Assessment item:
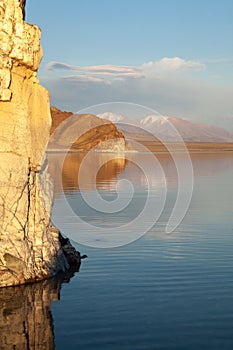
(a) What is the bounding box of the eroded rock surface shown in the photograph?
[0,0,70,286]
[49,107,126,152]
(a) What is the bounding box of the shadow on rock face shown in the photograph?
[0,270,77,349]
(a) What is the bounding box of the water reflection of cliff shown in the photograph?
[48,152,233,194]
[0,273,73,350]
[48,152,127,193]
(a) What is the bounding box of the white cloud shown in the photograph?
[142,57,205,77]
[61,75,108,83]
[46,57,204,84]
[47,61,141,74]
[46,61,144,83]
[41,57,233,130]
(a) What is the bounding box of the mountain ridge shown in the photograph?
[97,112,233,143]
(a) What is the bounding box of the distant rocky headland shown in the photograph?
[49,106,126,152]
[49,107,233,153]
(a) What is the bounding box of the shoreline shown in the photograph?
[47,142,233,154]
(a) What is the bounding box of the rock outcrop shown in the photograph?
[0,0,73,287]
[49,107,126,152]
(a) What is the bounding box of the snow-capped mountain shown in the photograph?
[98,112,124,123]
[140,115,168,126]
[98,112,233,142]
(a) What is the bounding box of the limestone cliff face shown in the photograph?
[0,0,68,287]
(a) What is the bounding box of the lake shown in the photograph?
[1,151,233,349]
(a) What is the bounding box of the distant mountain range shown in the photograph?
[98,113,233,143]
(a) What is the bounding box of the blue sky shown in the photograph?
[27,0,233,129]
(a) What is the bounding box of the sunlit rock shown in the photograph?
[49,107,126,152]
[0,0,69,286]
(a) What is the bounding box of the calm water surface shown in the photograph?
[50,152,233,350]
[1,152,233,349]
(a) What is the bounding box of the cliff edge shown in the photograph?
[0,0,70,287]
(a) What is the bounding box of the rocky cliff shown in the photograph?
[49,107,126,152]
[0,0,69,287]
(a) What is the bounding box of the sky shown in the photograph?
[27,0,233,129]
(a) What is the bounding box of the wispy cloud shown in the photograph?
[61,75,107,83]
[42,57,233,129]
[46,57,205,84]
[46,61,144,83]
